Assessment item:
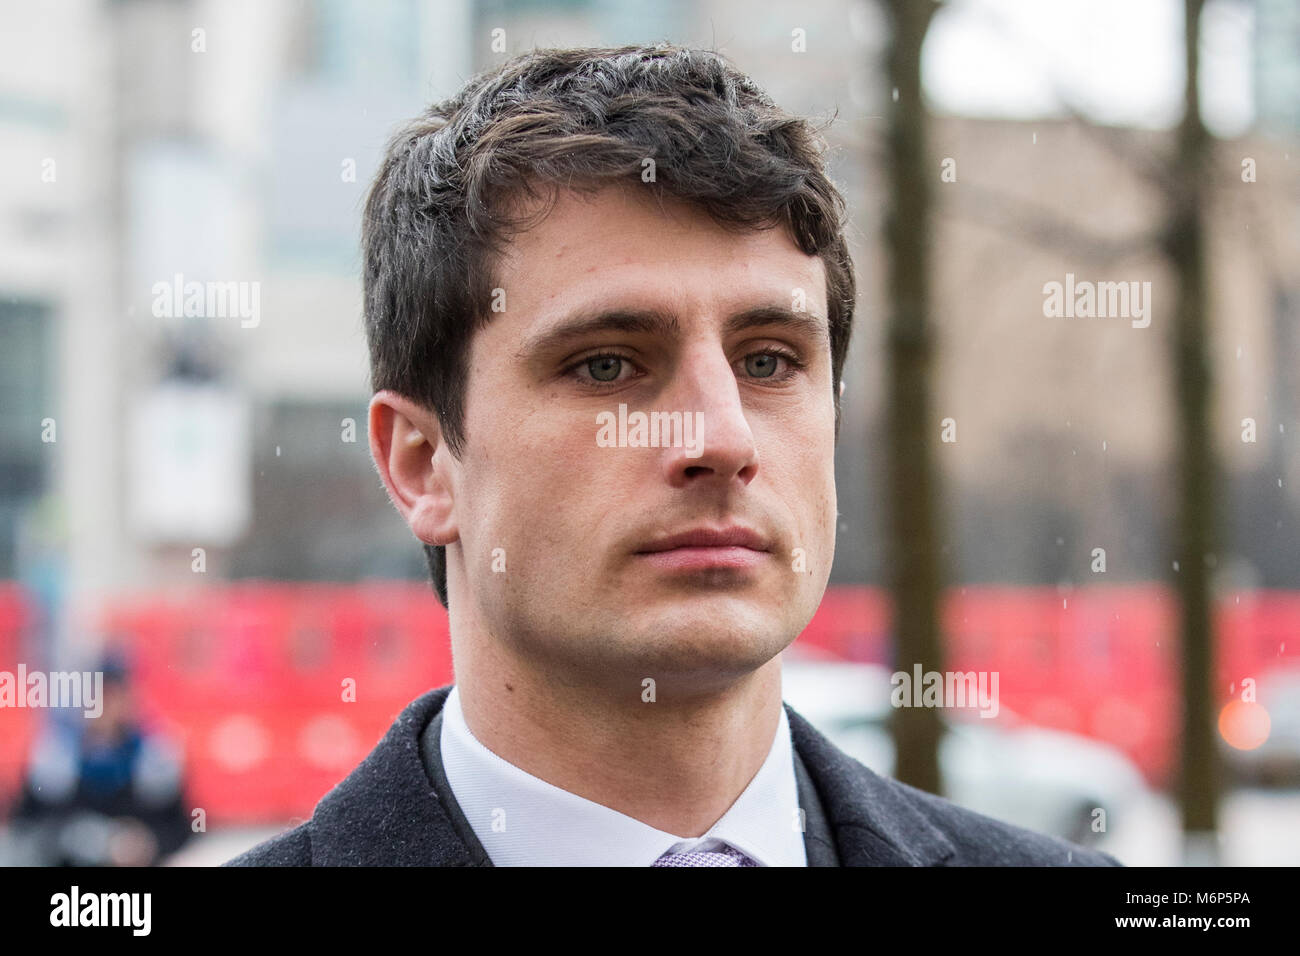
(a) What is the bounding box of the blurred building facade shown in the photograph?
[1,0,1297,666]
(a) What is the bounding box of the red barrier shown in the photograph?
[3,581,1299,821]
[792,584,1299,786]
[94,581,454,822]
[0,583,33,804]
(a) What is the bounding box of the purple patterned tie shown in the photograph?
[651,843,760,866]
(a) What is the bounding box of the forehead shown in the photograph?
[489,184,829,342]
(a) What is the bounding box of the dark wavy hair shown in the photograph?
[363,43,856,608]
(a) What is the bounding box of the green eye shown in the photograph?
[587,355,623,382]
[745,353,779,378]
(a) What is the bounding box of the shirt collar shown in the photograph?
[439,684,806,866]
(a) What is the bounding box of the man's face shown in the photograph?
[445,184,837,695]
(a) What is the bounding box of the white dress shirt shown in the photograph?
[439,684,808,866]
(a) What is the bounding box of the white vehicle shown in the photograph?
[780,655,1149,847]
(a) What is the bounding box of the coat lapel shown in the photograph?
[784,703,956,866]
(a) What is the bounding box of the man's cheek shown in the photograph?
[494,465,583,559]
[800,459,837,569]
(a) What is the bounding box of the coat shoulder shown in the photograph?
[222,822,313,866]
[885,775,1122,866]
[219,686,457,867]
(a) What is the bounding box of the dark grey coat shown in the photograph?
[224,684,1121,867]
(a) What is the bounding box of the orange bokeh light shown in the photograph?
[1218,700,1271,751]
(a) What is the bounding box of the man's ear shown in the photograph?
[368,390,459,547]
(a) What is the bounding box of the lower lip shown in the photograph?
[635,546,768,572]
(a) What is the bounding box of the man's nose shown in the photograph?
[660,344,759,489]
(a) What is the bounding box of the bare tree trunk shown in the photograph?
[1167,0,1221,863]
[883,0,944,796]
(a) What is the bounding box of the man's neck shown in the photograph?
[450,631,783,838]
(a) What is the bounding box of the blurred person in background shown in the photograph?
[6,654,191,866]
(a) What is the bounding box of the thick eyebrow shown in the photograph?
[515,307,681,359]
[515,303,828,360]
[721,304,828,342]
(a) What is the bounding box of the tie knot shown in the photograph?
[651,843,760,867]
